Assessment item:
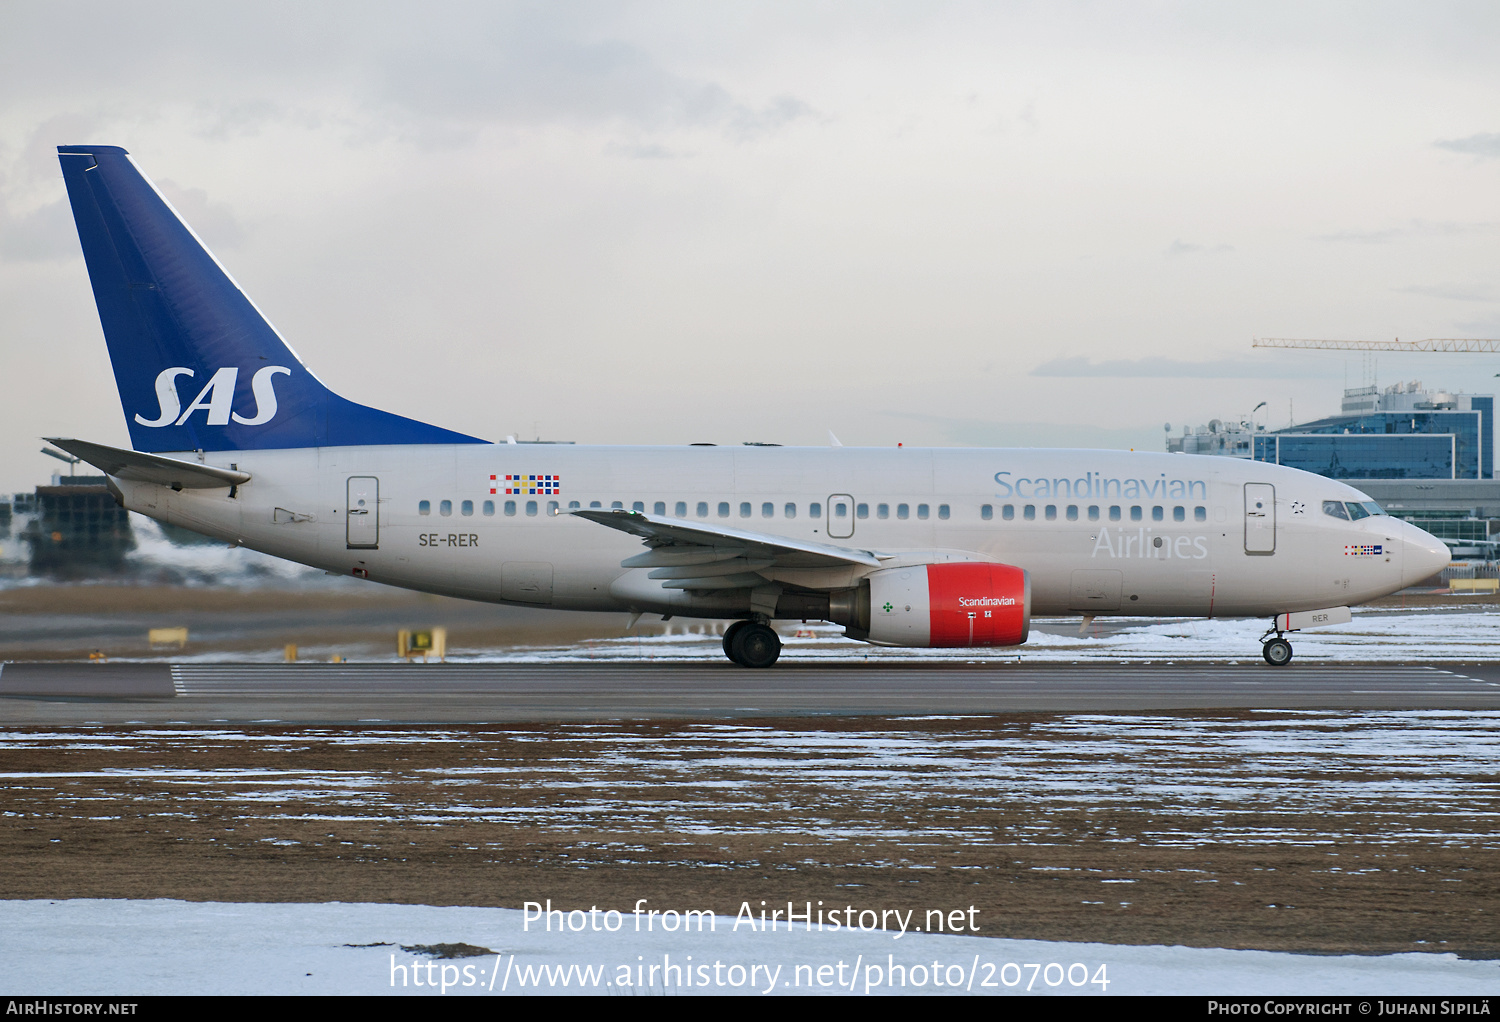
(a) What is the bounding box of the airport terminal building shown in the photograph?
[1171,381,1500,558]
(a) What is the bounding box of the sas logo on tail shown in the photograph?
[135,366,291,428]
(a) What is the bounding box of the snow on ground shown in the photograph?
[75,603,1497,665]
[3,900,1496,996]
[440,607,1500,665]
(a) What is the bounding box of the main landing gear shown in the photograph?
[722,619,782,668]
[1258,621,1294,667]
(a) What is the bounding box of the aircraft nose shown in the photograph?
[1398,520,1451,587]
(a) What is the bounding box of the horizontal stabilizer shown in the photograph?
[44,437,249,489]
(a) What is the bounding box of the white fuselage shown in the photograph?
[110,445,1449,621]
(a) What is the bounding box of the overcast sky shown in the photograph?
[3,1,1499,492]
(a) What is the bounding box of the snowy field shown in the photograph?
[113,603,1500,666]
[390,607,1500,666]
[3,900,1497,996]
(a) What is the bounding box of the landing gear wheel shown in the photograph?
[1262,637,1293,666]
[730,623,782,669]
[722,621,750,664]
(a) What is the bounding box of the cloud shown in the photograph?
[1031,356,1325,379]
[1392,283,1496,303]
[0,198,76,262]
[371,24,814,140]
[1434,132,1500,158]
[155,180,246,251]
[1313,220,1498,244]
[879,410,1159,451]
[1165,239,1234,257]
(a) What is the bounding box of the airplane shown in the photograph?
[45,145,1451,668]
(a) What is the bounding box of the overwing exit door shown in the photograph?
[347,476,379,549]
[827,494,855,538]
[1244,482,1275,555]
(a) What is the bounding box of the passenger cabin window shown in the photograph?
[1088,505,1100,521]
[785,503,797,518]
[740,502,751,518]
[1109,505,1121,521]
[1023,505,1036,520]
[1151,506,1164,522]
[1045,505,1057,520]
[980,504,993,521]
[418,500,431,515]
[1002,505,1014,520]
[1065,505,1077,521]
[896,504,909,520]
[938,504,950,520]
[674,501,686,517]
[547,501,558,514]
[611,501,623,509]
[1130,506,1142,521]
[834,503,848,518]
[917,504,929,520]
[810,502,822,518]
[482,500,495,516]
[1173,506,1185,522]
[856,503,869,519]
[526,501,537,516]
[589,501,602,509]
[878,503,890,519]
[654,501,666,515]
[461,500,473,516]
[633,501,644,512]
[568,500,580,510]
[696,501,708,517]
[762,502,774,518]
[718,502,730,518]
[1194,506,1207,521]
[440,500,452,516]
[504,501,516,516]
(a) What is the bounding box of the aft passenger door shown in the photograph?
[1244,483,1275,555]
[347,476,379,549]
[827,494,855,538]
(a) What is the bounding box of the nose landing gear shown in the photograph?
[1262,636,1293,666]
[1258,620,1294,666]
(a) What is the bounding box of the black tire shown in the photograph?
[731,623,782,668]
[722,621,749,664]
[1262,638,1293,666]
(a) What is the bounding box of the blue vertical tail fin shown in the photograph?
[57,145,486,452]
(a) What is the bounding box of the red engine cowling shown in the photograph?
[865,562,1030,647]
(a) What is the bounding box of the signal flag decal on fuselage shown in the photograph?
[490,474,561,496]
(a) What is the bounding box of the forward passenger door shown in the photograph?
[1244,483,1275,555]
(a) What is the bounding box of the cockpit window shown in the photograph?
[1326,499,1385,520]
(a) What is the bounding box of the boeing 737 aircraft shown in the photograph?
[47,145,1450,667]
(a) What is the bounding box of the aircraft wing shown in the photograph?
[44,437,251,489]
[570,507,881,589]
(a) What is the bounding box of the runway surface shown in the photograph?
[3,660,1500,723]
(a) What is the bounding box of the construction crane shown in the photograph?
[1253,337,1500,352]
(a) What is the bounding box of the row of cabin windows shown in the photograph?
[412,499,1209,523]
[981,503,1208,523]
[413,499,955,519]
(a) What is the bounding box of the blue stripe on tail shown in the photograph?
[57,145,487,452]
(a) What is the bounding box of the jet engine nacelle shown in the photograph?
[863,562,1030,647]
